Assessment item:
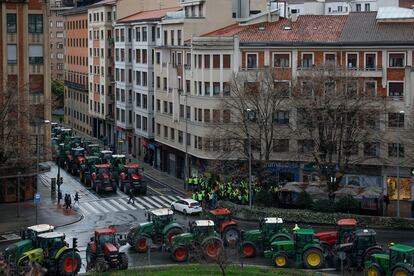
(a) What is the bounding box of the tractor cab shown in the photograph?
[315,218,357,247]
[85,155,101,167]
[111,155,126,169]
[37,232,67,253]
[294,228,317,250]
[124,165,144,178]
[71,147,85,157]
[207,208,240,245]
[148,208,174,231]
[365,244,414,276]
[23,224,55,242]
[69,136,82,148]
[100,150,113,164]
[260,218,285,239]
[93,229,118,251]
[94,164,111,178]
[389,244,414,267]
[86,144,101,156]
[190,220,217,241]
[208,208,232,226]
[337,229,377,252]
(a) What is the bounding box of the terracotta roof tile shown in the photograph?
[118,6,182,23]
[203,15,348,44]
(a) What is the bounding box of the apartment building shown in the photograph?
[0,0,51,202]
[63,6,92,136]
[116,0,178,19]
[155,7,414,200]
[87,0,116,146]
[114,7,181,159]
[49,0,74,81]
[153,0,269,177]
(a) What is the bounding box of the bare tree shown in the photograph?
[290,65,388,191]
[208,68,290,183]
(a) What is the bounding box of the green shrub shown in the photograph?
[335,196,359,213]
[254,189,273,207]
[295,192,313,209]
[313,199,335,213]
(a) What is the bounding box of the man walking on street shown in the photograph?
[74,192,79,205]
[128,188,135,204]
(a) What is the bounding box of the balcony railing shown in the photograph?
[64,80,87,92]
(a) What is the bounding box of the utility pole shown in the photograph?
[17,172,21,217]
[245,108,253,209]
[184,92,189,191]
[396,110,404,217]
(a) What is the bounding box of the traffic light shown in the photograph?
[73,237,78,248]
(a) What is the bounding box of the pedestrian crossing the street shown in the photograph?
[77,195,184,215]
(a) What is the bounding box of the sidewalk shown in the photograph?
[0,163,83,238]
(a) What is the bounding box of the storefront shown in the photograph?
[0,174,36,203]
[266,162,300,184]
[386,176,412,201]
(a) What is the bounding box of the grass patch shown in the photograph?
[87,265,316,276]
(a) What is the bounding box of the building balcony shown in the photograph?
[296,65,383,78]
[64,80,88,92]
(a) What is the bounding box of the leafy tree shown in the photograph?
[51,80,64,110]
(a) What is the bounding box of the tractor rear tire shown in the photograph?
[303,248,324,269]
[165,227,184,247]
[172,246,189,262]
[118,253,128,270]
[363,248,383,268]
[201,237,224,261]
[134,236,149,253]
[364,263,384,276]
[95,257,107,273]
[391,267,411,276]
[272,252,289,268]
[241,242,257,258]
[57,251,81,276]
[222,226,240,246]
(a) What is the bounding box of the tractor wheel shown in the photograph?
[363,248,384,267]
[364,263,384,276]
[95,257,107,273]
[17,255,31,276]
[172,246,189,262]
[223,226,240,246]
[165,227,184,247]
[57,250,81,276]
[201,237,224,261]
[134,236,149,253]
[241,242,257,258]
[391,267,411,276]
[118,253,128,270]
[272,252,289,268]
[141,185,147,195]
[303,248,324,269]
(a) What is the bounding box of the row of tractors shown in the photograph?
[52,127,146,195]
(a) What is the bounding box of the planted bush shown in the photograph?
[254,189,273,207]
[295,192,313,209]
[335,196,359,213]
[313,199,335,213]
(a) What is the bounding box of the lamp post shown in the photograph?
[396,110,404,218]
[35,120,50,225]
[245,108,254,209]
[184,92,189,191]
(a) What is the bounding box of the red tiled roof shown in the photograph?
[203,15,348,43]
[118,6,181,23]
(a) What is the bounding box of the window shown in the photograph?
[302,81,314,97]
[325,81,336,95]
[170,127,174,140]
[178,131,183,144]
[142,72,147,86]
[177,30,182,45]
[302,53,313,68]
[136,114,141,129]
[274,81,290,97]
[7,14,17,33]
[273,139,289,152]
[136,93,141,107]
[223,110,231,123]
[163,78,167,90]
[56,21,64,28]
[156,99,160,111]
[324,53,336,66]
[7,45,17,64]
[298,140,313,153]
[135,27,141,41]
[204,55,210,68]
[164,126,168,138]
[180,104,184,118]
[142,49,147,64]
[156,76,161,89]
[204,82,210,96]
[156,52,160,64]
[246,53,257,69]
[365,53,376,69]
[364,81,377,96]
[388,82,404,97]
[347,53,358,68]
[156,123,161,135]
[170,30,174,45]
[29,45,43,64]
[389,53,405,68]
[388,112,404,128]
[273,53,290,68]
[204,109,210,123]
[364,142,379,157]
[388,143,404,157]
[213,82,220,96]
[28,14,43,33]
[143,117,148,131]
[143,95,147,109]
[223,55,231,68]
[365,3,370,11]
[274,110,289,125]
[356,3,361,11]
[142,27,147,42]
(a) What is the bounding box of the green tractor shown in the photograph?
[332,229,384,271]
[10,232,81,276]
[241,217,291,258]
[364,244,414,276]
[110,154,126,186]
[170,220,224,262]
[264,228,326,269]
[4,224,54,267]
[100,150,113,164]
[127,208,184,253]
[86,144,101,157]
[86,228,128,272]
[79,155,102,186]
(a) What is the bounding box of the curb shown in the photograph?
[144,173,186,196]
[55,213,84,230]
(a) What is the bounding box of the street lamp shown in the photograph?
[245,108,254,209]
[396,110,404,218]
[184,92,189,191]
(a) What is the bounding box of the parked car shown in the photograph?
[171,198,202,215]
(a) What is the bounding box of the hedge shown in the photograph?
[218,201,414,230]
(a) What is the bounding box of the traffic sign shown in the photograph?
[34,193,41,204]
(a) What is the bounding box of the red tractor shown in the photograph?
[66,147,86,175]
[91,164,117,194]
[119,164,146,195]
[86,229,128,272]
[206,208,240,246]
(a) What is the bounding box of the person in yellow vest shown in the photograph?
[193,176,199,191]
[197,192,203,204]
[192,191,197,201]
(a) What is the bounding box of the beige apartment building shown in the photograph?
[154,6,414,201]
[49,0,74,81]
[87,0,116,146]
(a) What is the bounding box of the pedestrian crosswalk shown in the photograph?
[77,195,183,215]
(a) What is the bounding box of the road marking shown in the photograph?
[116,198,138,211]
[167,195,180,202]
[135,197,155,209]
[141,196,163,208]
[82,202,100,214]
[124,198,145,209]
[108,199,128,211]
[147,185,163,196]
[160,195,173,204]
[77,204,90,215]
[100,200,118,212]
[149,196,170,207]
[89,201,110,213]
